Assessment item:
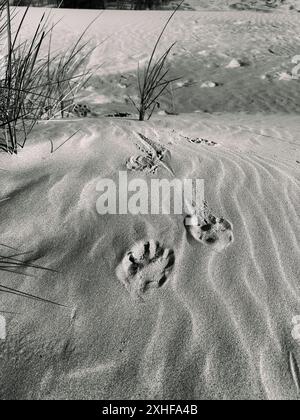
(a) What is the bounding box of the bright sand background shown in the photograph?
[0,5,300,399]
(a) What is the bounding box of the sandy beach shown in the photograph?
[0,2,300,400]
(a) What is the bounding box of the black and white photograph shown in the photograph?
[0,0,300,402]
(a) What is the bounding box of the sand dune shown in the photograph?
[0,113,299,399]
[187,0,300,11]
[0,7,300,400]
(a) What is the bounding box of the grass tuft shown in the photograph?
[128,0,183,121]
[0,2,98,154]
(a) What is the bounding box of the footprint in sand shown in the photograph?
[116,240,175,301]
[189,138,217,146]
[126,133,174,175]
[180,134,217,147]
[184,204,234,252]
[126,155,159,174]
[70,103,98,118]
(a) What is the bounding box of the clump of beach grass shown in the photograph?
[128,0,183,121]
[0,2,98,154]
[0,2,50,154]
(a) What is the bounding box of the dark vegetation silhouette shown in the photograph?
[11,0,174,9]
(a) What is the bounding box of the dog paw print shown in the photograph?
[72,103,92,118]
[126,133,174,175]
[126,155,158,174]
[184,202,234,252]
[116,240,175,301]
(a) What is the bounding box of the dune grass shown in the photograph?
[0,244,67,307]
[0,3,50,154]
[0,2,97,154]
[42,14,100,120]
[128,0,183,121]
[0,1,96,308]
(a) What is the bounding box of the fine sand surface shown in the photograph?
[0,7,300,400]
[187,0,300,11]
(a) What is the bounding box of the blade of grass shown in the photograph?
[133,1,183,120]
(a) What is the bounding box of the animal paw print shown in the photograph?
[127,133,174,175]
[189,138,217,146]
[136,133,168,160]
[292,316,300,343]
[126,155,158,174]
[184,203,234,252]
[180,134,217,146]
[105,112,132,118]
[72,103,91,117]
[116,240,175,301]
